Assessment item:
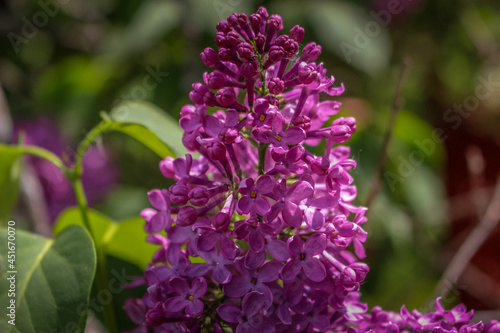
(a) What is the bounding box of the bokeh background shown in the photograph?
[1,0,500,325]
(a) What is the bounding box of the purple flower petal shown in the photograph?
[256,175,275,194]
[185,263,212,277]
[281,259,302,281]
[203,115,223,137]
[169,277,189,295]
[217,303,242,323]
[245,250,266,270]
[287,181,313,203]
[249,229,266,253]
[288,235,304,257]
[186,299,204,317]
[254,196,271,215]
[191,277,207,298]
[197,231,218,251]
[277,303,292,324]
[146,212,167,233]
[267,240,290,261]
[223,275,252,298]
[213,265,232,284]
[282,126,305,144]
[242,292,266,317]
[311,314,330,331]
[164,296,188,313]
[303,258,326,282]
[148,190,167,211]
[237,196,252,214]
[282,202,303,228]
[304,234,326,256]
[219,235,238,260]
[258,261,283,282]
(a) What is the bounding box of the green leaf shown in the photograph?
[109,101,187,158]
[0,225,96,333]
[111,122,174,158]
[0,146,22,224]
[0,144,64,170]
[105,216,155,268]
[308,1,391,74]
[54,207,157,270]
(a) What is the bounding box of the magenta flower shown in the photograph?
[222,259,283,302]
[164,277,207,317]
[127,6,495,332]
[237,175,274,216]
[142,189,171,232]
[217,292,275,333]
[281,234,327,282]
[185,249,233,284]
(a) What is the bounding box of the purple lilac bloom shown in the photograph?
[12,117,117,222]
[124,7,496,332]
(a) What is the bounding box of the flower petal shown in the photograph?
[256,175,275,194]
[164,296,187,313]
[244,250,266,270]
[303,258,326,282]
[304,233,326,256]
[282,202,303,228]
[237,196,252,214]
[254,196,271,216]
[281,259,302,281]
[282,126,305,144]
[217,303,242,323]
[148,190,167,211]
[267,240,290,261]
[288,235,304,258]
[258,261,283,282]
[223,275,252,298]
[212,265,232,284]
[242,292,266,317]
[191,277,207,298]
[185,263,212,278]
[248,229,265,253]
[186,299,204,317]
[169,277,189,295]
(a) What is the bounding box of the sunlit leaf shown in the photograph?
[54,207,157,270]
[109,101,186,158]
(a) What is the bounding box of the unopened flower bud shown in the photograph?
[189,187,210,206]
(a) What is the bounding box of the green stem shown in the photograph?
[75,120,114,176]
[258,143,268,176]
[72,177,118,333]
[70,119,118,332]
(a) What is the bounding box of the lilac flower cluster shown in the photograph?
[124,7,497,333]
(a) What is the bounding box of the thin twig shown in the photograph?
[466,145,488,218]
[365,58,411,209]
[432,174,500,300]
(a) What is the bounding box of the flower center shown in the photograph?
[275,134,282,141]
[332,230,338,237]
[187,295,194,301]
[250,190,257,198]
[251,277,257,284]
[259,114,266,122]
[300,253,306,260]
